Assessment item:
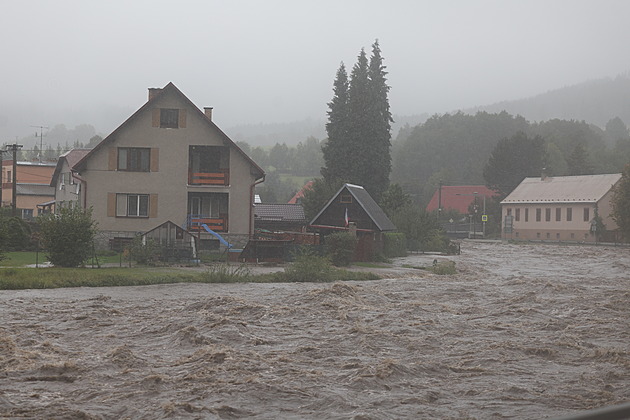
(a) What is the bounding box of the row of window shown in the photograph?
[514,232,589,240]
[115,146,227,173]
[506,207,590,223]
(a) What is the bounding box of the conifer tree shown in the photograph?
[365,39,393,199]
[322,62,350,182]
[345,48,371,187]
[321,41,393,201]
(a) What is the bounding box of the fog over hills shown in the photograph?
[465,72,630,128]
[225,72,630,147]
[3,73,629,150]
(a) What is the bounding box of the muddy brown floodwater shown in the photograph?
[1,241,629,419]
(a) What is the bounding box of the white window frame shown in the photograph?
[116,193,149,217]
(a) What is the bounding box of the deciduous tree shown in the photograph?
[567,143,592,175]
[483,131,546,199]
[612,163,630,240]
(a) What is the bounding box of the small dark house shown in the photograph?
[310,183,396,261]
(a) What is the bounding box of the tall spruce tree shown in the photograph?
[322,62,350,182]
[321,41,392,201]
[365,39,393,199]
[346,48,372,189]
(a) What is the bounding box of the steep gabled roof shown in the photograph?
[50,149,91,186]
[74,82,264,178]
[501,173,622,204]
[310,183,396,231]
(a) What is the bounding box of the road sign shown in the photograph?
[481,215,488,222]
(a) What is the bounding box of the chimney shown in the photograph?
[204,107,213,121]
[148,88,162,101]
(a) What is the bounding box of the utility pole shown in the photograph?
[437,180,442,223]
[6,144,23,217]
[31,125,48,163]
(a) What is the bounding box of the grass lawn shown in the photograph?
[1,252,124,267]
[0,262,380,290]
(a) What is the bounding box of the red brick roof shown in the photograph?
[426,185,496,214]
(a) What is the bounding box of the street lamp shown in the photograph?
[474,192,487,238]
[456,192,487,238]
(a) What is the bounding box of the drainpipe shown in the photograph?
[72,172,88,209]
[249,175,265,237]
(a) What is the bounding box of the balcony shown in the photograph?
[188,170,229,186]
[189,145,230,186]
[186,214,228,232]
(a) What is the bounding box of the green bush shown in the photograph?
[128,237,161,265]
[325,232,357,266]
[383,232,407,257]
[0,219,6,263]
[282,254,335,282]
[431,260,456,275]
[200,263,251,283]
[1,217,32,251]
[38,207,97,267]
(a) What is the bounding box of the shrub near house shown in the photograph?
[38,207,97,267]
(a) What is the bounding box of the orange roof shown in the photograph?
[426,185,496,214]
[288,180,314,204]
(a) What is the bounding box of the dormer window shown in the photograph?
[160,108,179,128]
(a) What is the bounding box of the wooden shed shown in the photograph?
[309,183,396,261]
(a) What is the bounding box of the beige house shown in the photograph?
[64,82,265,249]
[50,149,91,211]
[501,173,622,243]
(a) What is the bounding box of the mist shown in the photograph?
[1,0,629,142]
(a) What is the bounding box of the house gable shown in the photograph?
[75,82,264,178]
[67,83,265,245]
[310,183,396,232]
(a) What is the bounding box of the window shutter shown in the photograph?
[149,194,158,218]
[108,148,117,171]
[178,109,187,128]
[150,148,159,172]
[152,109,160,127]
[107,193,116,217]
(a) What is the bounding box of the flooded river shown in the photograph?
[1,241,628,419]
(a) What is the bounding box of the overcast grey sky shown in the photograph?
[2,0,630,140]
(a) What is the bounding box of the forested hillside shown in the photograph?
[392,111,630,206]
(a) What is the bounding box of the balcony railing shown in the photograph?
[186,214,228,232]
[188,170,229,186]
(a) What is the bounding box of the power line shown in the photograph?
[30,125,49,163]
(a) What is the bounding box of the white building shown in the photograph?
[501,173,622,242]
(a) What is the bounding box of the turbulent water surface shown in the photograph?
[1,241,629,419]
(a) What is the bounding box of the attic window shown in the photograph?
[160,108,179,128]
[340,194,352,204]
